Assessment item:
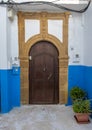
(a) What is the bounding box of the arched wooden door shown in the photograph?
[29,41,59,104]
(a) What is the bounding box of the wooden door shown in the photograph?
[29,41,59,104]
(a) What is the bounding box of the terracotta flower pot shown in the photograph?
[75,113,89,122]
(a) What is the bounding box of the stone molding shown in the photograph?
[18,12,69,104]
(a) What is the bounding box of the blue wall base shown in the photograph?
[67,65,92,106]
[0,66,92,113]
[0,68,20,113]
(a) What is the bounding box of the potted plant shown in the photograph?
[73,99,91,123]
[70,86,87,102]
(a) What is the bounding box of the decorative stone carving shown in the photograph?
[18,12,69,104]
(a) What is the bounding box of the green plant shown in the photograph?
[70,86,87,101]
[73,100,91,113]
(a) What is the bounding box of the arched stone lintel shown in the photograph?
[22,34,66,59]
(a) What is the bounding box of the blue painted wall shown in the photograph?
[0,68,20,113]
[0,71,1,112]
[84,66,92,107]
[67,65,85,105]
[67,65,92,105]
[0,70,9,113]
[0,65,92,113]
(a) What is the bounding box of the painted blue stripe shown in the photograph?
[67,65,85,105]
[0,71,1,112]
[84,66,92,102]
[0,65,92,113]
[0,70,9,113]
[8,68,20,107]
[67,65,92,106]
[0,67,20,113]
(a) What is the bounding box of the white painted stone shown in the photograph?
[25,20,40,42]
[48,20,63,43]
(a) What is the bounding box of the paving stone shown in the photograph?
[0,105,92,130]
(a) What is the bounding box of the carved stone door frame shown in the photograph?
[18,12,69,104]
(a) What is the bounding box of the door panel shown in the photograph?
[29,41,59,104]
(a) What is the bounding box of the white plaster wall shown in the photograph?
[84,3,92,66]
[9,14,19,68]
[0,7,8,69]
[0,6,86,69]
[68,13,84,65]
[6,11,19,69]
[0,7,19,69]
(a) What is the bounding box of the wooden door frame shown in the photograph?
[18,12,69,104]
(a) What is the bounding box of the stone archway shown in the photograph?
[18,12,69,104]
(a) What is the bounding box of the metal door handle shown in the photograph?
[48,73,52,80]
